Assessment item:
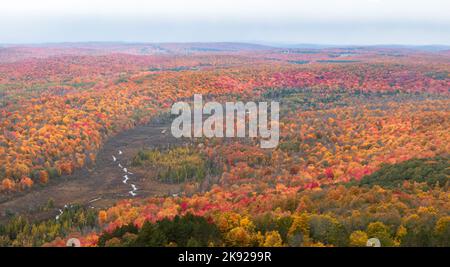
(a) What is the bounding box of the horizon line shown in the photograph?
[1,41,450,48]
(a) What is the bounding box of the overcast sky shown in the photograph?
[1,0,449,45]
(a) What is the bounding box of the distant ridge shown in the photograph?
[255,42,450,51]
[2,41,449,52]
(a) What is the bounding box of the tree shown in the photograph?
[309,214,348,246]
[20,176,33,189]
[39,171,49,184]
[288,214,310,246]
[262,231,283,247]
[134,222,167,247]
[349,230,368,247]
[2,178,15,191]
[434,216,450,247]
[98,210,108,225]
[367,222,394,247]
[226,227,252,247]
[105,237,121,247]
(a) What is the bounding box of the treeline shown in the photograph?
[356,156,449,189]
[0,205,98,247]
[98,214,221,247]
[132,147,219,183]
[96,210,449,247]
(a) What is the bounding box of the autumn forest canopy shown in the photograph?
[0,43,449,247]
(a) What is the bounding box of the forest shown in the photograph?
[0,43,448,247]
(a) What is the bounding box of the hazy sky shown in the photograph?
[1,0,449,45]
